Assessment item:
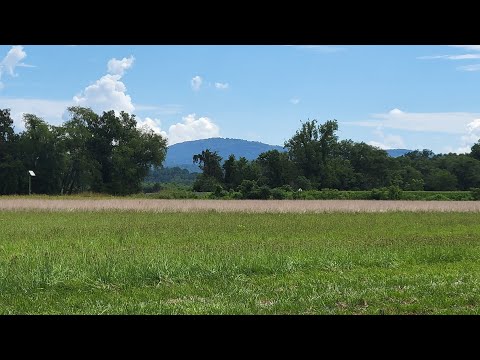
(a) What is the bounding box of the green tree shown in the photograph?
[18,114,66,194]
[193,149,223,182]
[425,168,458,191]
[257,150,295,188]
[64,107,167,195]
[0,109,25,194]
[470,140,480,161]
[284,119,339,187]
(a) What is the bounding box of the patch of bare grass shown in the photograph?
[1,199,480,212]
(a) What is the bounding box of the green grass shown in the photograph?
[1,211,480,314]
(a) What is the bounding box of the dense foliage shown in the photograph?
[192,119,480,198]
[3,110,480,198]
[0,107,167,195]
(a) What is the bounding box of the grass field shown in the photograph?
[1,210,480,314]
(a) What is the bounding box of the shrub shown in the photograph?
[470,188,480,200]
[193,175,221,192]
[271,188,287,200]
[370,188,388,200]
[259,185,272,200]
[295,176,312,191]
[427,194,451,201]
[281,184,294,192]
[387,185,402,200]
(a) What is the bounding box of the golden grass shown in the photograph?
[1,199,480,212]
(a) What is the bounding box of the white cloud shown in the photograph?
[73,74,134,115]
[449,45,480,51]
[136,117,168,138]
[0,46,34,89]
[456,119,480,153]
[368,126,405,149]
[349,108,480,154]
[215,82,229,90]
[0,97,72,131]
[457,64,480,72]
[348,108,480,134]
[73,56,136,115]
[191,76,202,91]
[107,56,134,76]
[418,54,480,60]
[135,113,221,145]
[419,46,480,72]
[168,114,220,145]
[290,97,300,105]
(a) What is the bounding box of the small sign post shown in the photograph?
[28,170,36,195]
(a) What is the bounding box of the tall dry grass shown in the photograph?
[1,199,480,212]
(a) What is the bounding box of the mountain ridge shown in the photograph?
[165,138,412,172]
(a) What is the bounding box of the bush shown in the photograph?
[271,188,287,200]
[295,176,312,191]
[193,175,221,192]
[370,188,388,200]
[387,185,402,200]
[281,184,294,193]
[470,188,480,200]
[426,194,451,201]
[259,185,272,200]
[231,191,243,199]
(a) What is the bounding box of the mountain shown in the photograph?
[165,138,285,172]
[385,149,412,157]
[164,138,413,172]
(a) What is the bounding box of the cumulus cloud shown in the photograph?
[73,56,136,115]
[215,82,229,90]
[107,56,134,76]
[368,126,405,149]
[191,75,202,91]
[135,114,221,145]
[457,119,480,153]
[0,45,34,89]
[168,114,220,145]
[136,117,168,138]
[290,97,300,105]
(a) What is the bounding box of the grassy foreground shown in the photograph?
[1,211,480,314]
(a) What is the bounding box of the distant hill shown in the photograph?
[385,149,412,157]
[164,138,413,172]
[165,138,285,172]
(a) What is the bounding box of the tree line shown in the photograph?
[0,107,167,195]
[192,119,480,198]
[3,109,480,197]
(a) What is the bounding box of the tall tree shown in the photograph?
[193,149,223,182]
[470,140,480,161]
[18,114,66,194]
[284,119,339,188]
[0,109,25,194]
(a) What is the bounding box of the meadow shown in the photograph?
[1,210,480,314]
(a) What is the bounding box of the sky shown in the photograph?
[1,44,480,153]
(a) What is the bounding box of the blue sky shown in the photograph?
[1,45,480,153]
